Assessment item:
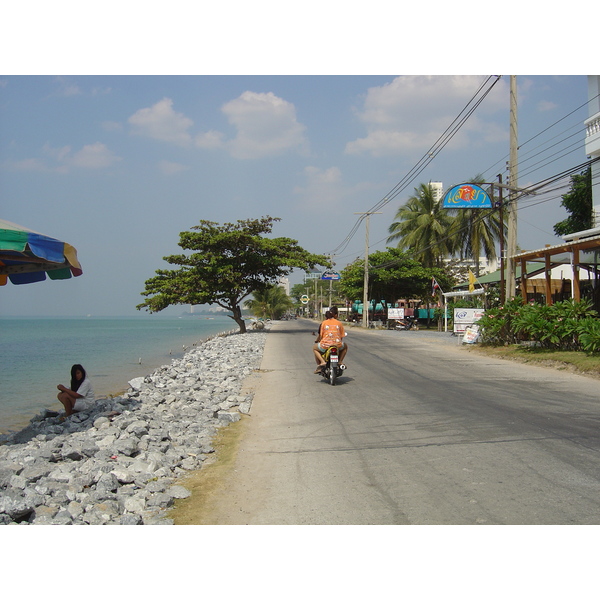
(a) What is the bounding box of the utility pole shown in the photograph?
[506,75,519,301]
[355,211,381,328]
[497,174,505,303]
[328,254,334,309]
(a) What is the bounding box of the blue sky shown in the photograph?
[0,4,594,317]
[0,74,592,316]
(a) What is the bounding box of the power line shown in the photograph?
[370,156,600,272]
[328,75,503,256]
[479,93,598,181]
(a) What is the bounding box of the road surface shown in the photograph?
[194,318,600,525]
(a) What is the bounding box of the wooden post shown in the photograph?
[572,247,581,302]
[520,257,528,302]
[545,253,552,306]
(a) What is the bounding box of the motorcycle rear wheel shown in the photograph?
[329,363,337,385]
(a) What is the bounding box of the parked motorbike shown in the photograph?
[395,316,419,331]
[318,345,346,385]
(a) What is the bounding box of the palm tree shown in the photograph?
[244,284,293,320]
[448,177,505,276]
[387,182,456,268]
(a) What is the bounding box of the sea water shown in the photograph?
[0,315,235,434]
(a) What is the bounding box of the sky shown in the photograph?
[1,4,595,317]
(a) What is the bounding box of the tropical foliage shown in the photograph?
[137,216,326,333]
[337,247,449,305]
[387,183,455,268]
[553,166,593,236]
[388,180,505,276]
[477,298,600,352]
[244,284,293,320]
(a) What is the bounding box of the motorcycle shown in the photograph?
[395,316,419,331]
[318,345,346,385]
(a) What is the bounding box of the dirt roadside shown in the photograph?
[167,366,266,524]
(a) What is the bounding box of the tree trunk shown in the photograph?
[230,305,247,333]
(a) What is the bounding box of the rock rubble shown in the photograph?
[0,328,267,525]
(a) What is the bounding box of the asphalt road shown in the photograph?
[202,318,600,525]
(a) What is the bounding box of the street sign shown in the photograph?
[300,295,309,304]
[321,270,341,281]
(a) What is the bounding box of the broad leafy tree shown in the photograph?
[553,166,593,236]
[137,216,326,332]
[338,247,449,304]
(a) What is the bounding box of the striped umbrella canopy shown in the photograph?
[0,219,83,286]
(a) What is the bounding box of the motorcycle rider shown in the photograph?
[313,306,348,373]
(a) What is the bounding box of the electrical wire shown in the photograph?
[370,156,600,272]
[328,80,598,267]
[328,75,503,257]
[479,93,598,181]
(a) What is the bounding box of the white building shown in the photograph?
[278,276,290,296]
[585,75,600,226]
[429,181,444,204]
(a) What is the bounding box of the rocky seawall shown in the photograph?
[0,328,268,525]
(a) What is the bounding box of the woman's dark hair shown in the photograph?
[70,364,86,392]
[325,310,333,319]
[329,306,338,317]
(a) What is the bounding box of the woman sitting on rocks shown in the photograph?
[57,364,94,419]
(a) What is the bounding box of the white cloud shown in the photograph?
[53,76,82,97]
[126,92,307,159]
[345,75,508,157]
[102,120,123,132]
[293,165,343,209]
[221,91,308,159]
[4,142,120,173]
[194,130,225,149]
[128,98,194,146]
[70,142,119,168]
[537,100,557,112]
[4,157,49,172]
[158,160,189,175]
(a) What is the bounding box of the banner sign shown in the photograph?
[442,183,492,209]
[321,270,341,280]
[388,308,405,320]
[453,308,485,334]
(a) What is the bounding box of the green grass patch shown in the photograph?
[470,344,600,379]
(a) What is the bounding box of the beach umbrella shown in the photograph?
[0,218,83,286]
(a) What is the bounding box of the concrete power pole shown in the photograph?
[506,75,519,301]
[355,212,381,328]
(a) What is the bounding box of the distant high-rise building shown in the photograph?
[278,276,290,296]
[429,181,444,204]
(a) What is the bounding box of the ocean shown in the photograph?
[0,315,236,435]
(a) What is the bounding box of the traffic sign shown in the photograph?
[300,295,309,304]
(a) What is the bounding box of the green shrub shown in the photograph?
[578,317,600,353]
[478,298,598,351]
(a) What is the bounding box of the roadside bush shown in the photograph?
[478,298,599,352]
[477,298,523,345]
[578,317,600,353]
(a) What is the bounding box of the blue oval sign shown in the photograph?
[442,183,492,208]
